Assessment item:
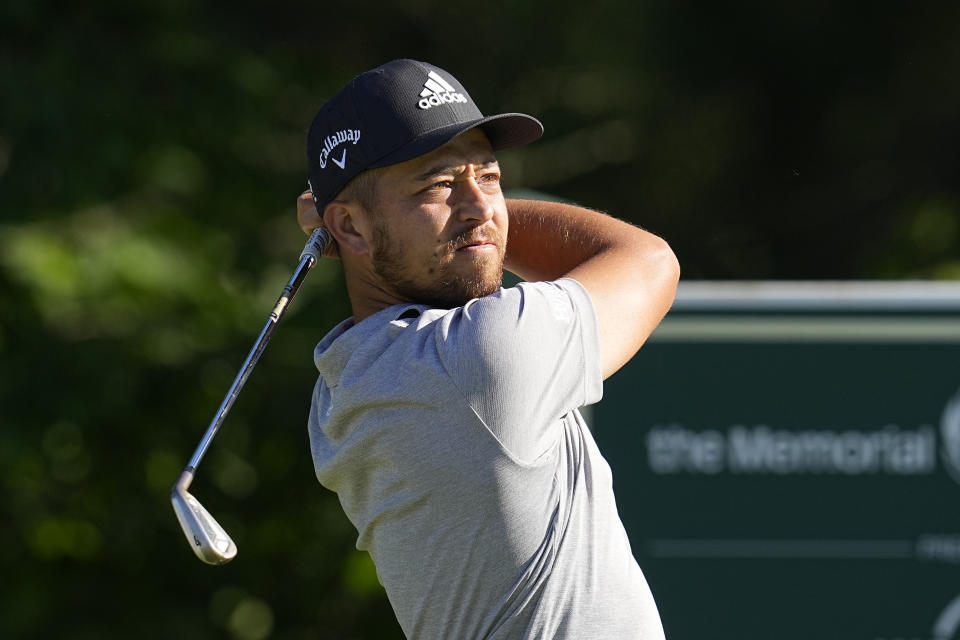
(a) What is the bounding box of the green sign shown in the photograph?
[594,282,960,640]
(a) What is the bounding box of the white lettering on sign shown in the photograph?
[647,389,960,481]
[646,424,936,476]
[647,426,725,474]
[728,425,935,475]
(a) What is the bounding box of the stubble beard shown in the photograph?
[370,223,506,309]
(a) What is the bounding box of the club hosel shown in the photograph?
[174,468,195,494]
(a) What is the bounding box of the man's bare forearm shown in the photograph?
[504,198,680,378]
[505,199,636,281]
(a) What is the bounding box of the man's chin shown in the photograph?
[434,277,502,309]
[403,271,503,309]
[374,252,505,309]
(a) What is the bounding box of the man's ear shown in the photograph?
[323,201,372,256]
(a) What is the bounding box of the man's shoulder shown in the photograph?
[425,278,595,365]
[456,278,593,327]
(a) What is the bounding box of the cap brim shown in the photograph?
[369,113,543,170]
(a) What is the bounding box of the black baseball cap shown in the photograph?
[306,59,543,211]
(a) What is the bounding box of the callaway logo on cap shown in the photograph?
[315,128,361,170]
[306,59,543,212]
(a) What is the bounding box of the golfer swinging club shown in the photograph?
[297,59,678,639]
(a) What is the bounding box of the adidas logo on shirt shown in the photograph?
[418,70,468,110]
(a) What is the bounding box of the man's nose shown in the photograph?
[454,178,496,224]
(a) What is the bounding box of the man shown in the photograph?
[298,59,679,639]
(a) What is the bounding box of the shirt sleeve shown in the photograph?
[433,277,603,463]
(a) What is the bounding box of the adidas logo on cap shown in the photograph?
[418,70,468,110]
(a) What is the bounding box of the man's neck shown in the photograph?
[345,272,407,322]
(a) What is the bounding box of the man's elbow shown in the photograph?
[642,234,681,298]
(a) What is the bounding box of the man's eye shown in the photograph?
[428,181,452,190]
[479,173,501,184]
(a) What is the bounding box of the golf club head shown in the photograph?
[171,472,237,565]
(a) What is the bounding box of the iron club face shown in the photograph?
[171,470,237,565]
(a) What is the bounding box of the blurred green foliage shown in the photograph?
[1,0,958,637]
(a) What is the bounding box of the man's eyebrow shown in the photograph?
[415,159,498,182]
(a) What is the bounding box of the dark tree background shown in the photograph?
[1,0,957,638]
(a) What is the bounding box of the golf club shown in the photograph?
[171,226,332,564]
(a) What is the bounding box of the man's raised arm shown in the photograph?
[504,199,680,380]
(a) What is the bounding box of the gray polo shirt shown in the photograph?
[308,278,664,639]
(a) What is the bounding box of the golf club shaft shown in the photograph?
[183,227,332,477]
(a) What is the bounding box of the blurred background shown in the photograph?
[1,0,958,638]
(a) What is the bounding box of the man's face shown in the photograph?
[365,128,508,309]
